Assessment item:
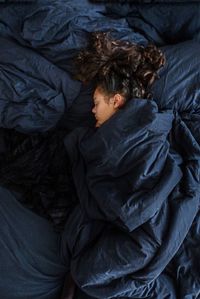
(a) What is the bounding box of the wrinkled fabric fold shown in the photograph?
[63,98,200,298]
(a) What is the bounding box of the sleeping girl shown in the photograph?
[61,32,166,299]
[62,32,198,299]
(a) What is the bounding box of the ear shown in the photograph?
[112,94,125,109]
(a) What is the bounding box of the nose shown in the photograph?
[92,106,96,114]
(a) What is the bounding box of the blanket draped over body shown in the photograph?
[0,1,200,299]
[63,98,200,298]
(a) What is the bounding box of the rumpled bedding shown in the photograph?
[63,98,200,299]
[0,1,200,299]
[0,186,69,299]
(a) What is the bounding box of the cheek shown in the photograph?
[96,105,102,115]
[95,101,110,119]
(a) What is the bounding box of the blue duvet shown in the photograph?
[0,1,199,299]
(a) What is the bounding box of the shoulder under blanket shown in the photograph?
[63,98,200,298]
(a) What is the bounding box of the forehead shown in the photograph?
[93,87,106,100]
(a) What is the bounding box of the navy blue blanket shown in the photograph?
[63,98,200,298]
[0,1,200,299]
[0,186,69,299]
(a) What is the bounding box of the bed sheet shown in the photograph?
[0,1,200,299]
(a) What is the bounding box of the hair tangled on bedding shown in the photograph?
[75,32,165,100]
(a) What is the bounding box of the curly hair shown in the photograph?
[74,32,165,101]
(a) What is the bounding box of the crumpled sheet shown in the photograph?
[62,98,200,298]
[0,1,199,299]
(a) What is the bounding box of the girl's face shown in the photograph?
[92,87,124,128]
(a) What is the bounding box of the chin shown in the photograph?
[95,121,101,128]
